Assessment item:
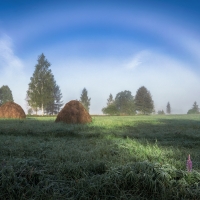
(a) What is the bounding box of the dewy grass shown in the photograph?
[0,115,200,199]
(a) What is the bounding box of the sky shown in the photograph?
[1,0,200,114]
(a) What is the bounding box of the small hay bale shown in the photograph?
[55,100,92,124]
[0,102,26,119]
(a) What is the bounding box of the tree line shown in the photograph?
[0,53,199,115]
[102,86,154,115]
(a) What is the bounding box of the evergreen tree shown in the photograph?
[187,101,199,114]
[45,83,63,115]
[115,90,135,115]
[135,86,154,114]
[0,85,14,106]
[26,53,55,115]
[107,94,114,106]
[80,88,91,112]
[166,102,171,114]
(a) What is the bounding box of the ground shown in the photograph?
[0,114,200,199]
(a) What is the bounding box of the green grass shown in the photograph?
[0,115,200,199]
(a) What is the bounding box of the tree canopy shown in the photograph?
[0,85,14,106]
[135,86,154,114]
[80,88,91,112]
[102,103,118,115]
[102,91,135,115]
[187,101,199,114]
[115,90,135,115]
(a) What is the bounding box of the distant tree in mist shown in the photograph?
[187,101,199,114]
[27,108,33,115]
[102,91,135,115]
[102,103,118,115]
[135,86,154,115]
[102,93,118,115]
[157,110,165,115]
[115,90,135,115]
[80,88,91,112]
[107,93,114,106]
[0,85,14,106]
[166,102,171,114]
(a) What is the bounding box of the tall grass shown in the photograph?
[0,115,200,199]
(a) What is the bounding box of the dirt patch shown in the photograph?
[0,102,26,119]
[55,100,92,124]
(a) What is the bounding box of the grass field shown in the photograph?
[0,115,200,199]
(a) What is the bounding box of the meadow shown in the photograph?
[0,115,200,199]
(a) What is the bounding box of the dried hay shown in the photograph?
[55,100,92,124]
[0,102,26,119]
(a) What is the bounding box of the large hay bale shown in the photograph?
[0,102,26,119]
[55,100,92,124]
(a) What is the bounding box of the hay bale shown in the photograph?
[0,102,26,119]
[55,100,92,124]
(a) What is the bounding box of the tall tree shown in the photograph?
[45,83,63,115]
[0,85,14,106]
[166,102,171,114]
[115,90,135,115]
[135,86,154,114]
[26,53,55,115]
[187,101,199,114]
[80,88,91,112]
[107,93,114,106]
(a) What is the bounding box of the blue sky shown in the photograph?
[1,0,200,114]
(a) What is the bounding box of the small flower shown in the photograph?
[186,154,192,172]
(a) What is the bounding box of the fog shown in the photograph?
[1,36,199,114]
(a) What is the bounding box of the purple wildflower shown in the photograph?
[186,154,192,172]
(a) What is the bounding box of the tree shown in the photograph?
[166,102,171,114]
[80,88,91,112]
[0,85,14,106]
[26,53,55,115]
[187,101,199,114]
[135,86,154,114]
[27,108,33,115]
[102,91,135,115]
[45,83,63,115]
[25,93,39,115]
[107,94,114,106]
[115,90,135,115]
[102,103,118,115]
[102,93,118,115]
[158,110,165,115]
